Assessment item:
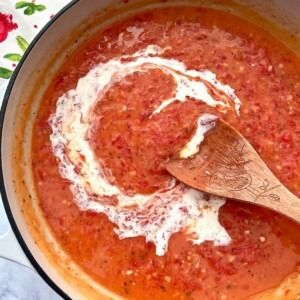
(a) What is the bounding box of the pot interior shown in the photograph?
[2,0,300,299]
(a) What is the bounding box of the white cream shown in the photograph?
[117,26,144,48]
[49,44,240,256]
[180,113,217,158]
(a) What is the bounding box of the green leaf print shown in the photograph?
[34,4,46,12]
[3,53,22,62]
[16,36,29,53]
[15,1,29,9]
[15,1,47,15]
[0,67,13,79]
[24,6,35,15]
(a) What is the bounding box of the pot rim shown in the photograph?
[0,1,80,299]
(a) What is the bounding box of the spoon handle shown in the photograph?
[230,140,300,223]
[248,179,300,222]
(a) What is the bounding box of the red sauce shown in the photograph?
[32,7,300,299]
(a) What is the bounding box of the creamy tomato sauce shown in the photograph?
[49,44,241,255]
[32,6,300,300]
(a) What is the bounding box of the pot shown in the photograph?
[0,0,300,299]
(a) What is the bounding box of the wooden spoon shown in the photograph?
[166,119,300,222]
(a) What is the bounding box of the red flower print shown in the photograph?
[0,13,18,43]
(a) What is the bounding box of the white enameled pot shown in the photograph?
[0,0,300,299]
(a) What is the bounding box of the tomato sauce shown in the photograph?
[32,7,300,300]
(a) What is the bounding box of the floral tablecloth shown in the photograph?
[0,0,71,89]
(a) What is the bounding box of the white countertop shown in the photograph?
[0,257,61,300]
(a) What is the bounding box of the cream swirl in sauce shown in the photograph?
[49,45,241,255]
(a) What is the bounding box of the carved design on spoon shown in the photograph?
[204,138,252,191]
[202,123,282,205]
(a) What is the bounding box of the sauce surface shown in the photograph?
[32,6,300,300]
